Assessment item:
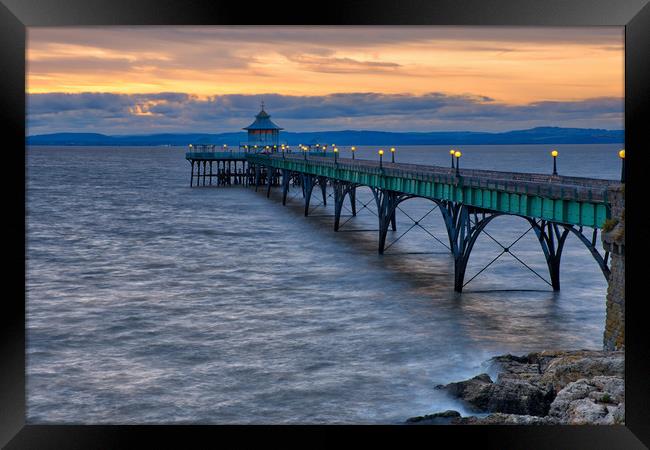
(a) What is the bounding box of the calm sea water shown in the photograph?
[26,144,622,424]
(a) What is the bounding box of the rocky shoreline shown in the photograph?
[406,350,624,425]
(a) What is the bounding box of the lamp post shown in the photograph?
[334,147,338,164]
[450,149,455,169]
[454,150,462,176]
[619,149,625,183]
[551,150,558,176]
[379,149,384,169]
[281,144,285,159]
[351,146,356,160]
[390,147,395,163]
[303,145,308,160]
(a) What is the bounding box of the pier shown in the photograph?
[186,151,622,292]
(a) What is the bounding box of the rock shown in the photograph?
[489,354,540,378]
[435,374,493,412]
[540,351,624,392]
[436,372,554,416]
[486,378,555,416]
[415,350,625,425]
[405,410,461,425]
[548,376,624,424]
[451,413,558,425]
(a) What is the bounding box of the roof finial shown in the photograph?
[260,99,265,111]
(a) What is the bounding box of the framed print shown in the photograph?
[2,0,649,448]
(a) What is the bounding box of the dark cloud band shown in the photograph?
[27,92,623,135]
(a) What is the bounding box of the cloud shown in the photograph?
[27,92,623,135]
[284,54,401,74]
[26,26,624,106]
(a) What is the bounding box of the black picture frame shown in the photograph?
[2,0,649,447]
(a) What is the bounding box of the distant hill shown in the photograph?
[27,127,624,146]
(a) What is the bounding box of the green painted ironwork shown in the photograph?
[246,153,617,228]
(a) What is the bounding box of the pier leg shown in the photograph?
[333,182,345,231]
[202,161,207,186]
[281,169,291,206]
[209,161,213,186]
[254,165,260,192]
[440,201,461,254]
[390,210,397,231]
[440,205,500,292]
[318,176,328,206]
[333,182,356,231]
[373,189,406,254]
[267,166,273,198]
[529,219,570,291]
[302,174,315,216]
[350,187,357,216]
[190,160,195,187]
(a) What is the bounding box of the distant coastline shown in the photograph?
[26,127,623,147]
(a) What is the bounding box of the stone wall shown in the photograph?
[602,186,625,351]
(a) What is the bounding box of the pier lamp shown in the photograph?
[281,144,285,159]
[619,149,625,183]
[390,147,396,163]
[551,150,558,176]
[450,149,456,168]
[351,146,356,160]
[303,145,308,160]
[454,150,462,176]
[334,147,339,163]
[379,149,384,168]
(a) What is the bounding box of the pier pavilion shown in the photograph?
[241,102,286,152]
[186,104,289,187]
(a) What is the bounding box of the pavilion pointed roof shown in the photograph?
[243,105,283,131]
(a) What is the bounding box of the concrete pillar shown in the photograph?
[602,186,625,351]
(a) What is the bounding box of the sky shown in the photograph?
[27,26,624,135]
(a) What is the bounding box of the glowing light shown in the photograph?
[454,151,462,158]
[378,149,384,156]
[551,150,559,157]
[618,149,625,159]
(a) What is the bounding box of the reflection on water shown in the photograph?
[26,144,618,423]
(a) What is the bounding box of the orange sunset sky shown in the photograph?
[27,26,624,134]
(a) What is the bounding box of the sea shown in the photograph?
[26,143,622,424]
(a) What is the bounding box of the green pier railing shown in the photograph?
[247,153,619,228]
